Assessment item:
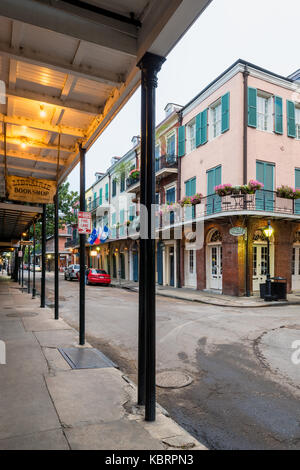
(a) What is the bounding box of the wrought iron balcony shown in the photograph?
[155,154,178,174]
[126,176,140,191]
[65,238,79,248]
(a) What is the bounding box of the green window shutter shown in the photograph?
[221,92,230,133]
[248,87,257,128]
[296,169,300,189]
[287,100,296,138]
[185,177,196,197]
[120,209,124,224]
[200,109,208,145]
[195,113,201,147]
[99,188,103,206]
[112,213,116,225]
[274,96,283,134]
[178,126,186,157]
[105,183,109,201]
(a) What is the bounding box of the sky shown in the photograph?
[67,0,300,192]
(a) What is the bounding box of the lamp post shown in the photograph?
[263,220,274,301]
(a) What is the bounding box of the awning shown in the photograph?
[0,0,212,242]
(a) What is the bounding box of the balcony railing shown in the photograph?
[155,154,178,172]
[65,238,79,248]
[153,190,300,231]
[126,176,140,190]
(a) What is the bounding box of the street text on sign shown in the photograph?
[78,211,92,234]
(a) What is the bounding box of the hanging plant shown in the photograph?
[248,179,264,192]
[277,185,300,199]
[129,168,140,180]
[179,196,192,207]
[190,193,203,205]
[215,184,232,197]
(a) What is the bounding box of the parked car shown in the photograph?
[77,268,111,286]
[30,265,41,272]
[64,264,80,280]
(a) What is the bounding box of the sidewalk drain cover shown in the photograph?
[156,370,193,389]
[58,347,118,370]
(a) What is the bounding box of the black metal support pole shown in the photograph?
[137,81,147,406]
[54,191,59,319]
[79,146,86,345]
[32,222,36,299]
[21,246,24,292]
[27,244,31,294]
[41,204,46,308]
[138,52,166,422]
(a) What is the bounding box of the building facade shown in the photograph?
[75,60,300,296]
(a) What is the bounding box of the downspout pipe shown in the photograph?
[243,66,251,297]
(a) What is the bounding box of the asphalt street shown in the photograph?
[20,271,300,450]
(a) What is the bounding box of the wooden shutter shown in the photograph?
[200,110,208,145]
[221,92,230,133]
[195,113,201,147]
[287,100,296,138]
[248,87,257,128]
[274,96,283,134]
[178,126,186,157]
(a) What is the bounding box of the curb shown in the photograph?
[111,284,300,309]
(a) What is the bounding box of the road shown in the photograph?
[21,271,300,450]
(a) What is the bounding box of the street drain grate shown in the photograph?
[156,370,193,389]
[58,347,118,370]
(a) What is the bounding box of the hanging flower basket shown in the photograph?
[277,185,300,199]
[129,169,140,180]
[190,193,203,205]
[248,179,264,193]
[215,184,232,197]
[179,196,192,207]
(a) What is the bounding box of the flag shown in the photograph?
[100,225,110,243]
[94,229,101,245]
[88,228,98,245]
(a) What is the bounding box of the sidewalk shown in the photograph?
[111,279,300,308]
[0,276,206,450]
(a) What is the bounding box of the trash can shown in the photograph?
[270,277,287,300]
[260,283,266,299]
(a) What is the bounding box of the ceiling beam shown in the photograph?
[1,114,85,138]
[0,162,57,177]
[0,202,43,213]
[0,0,137,57]
[0,149,66,166]
[6,87,100,115]
[0,135,74,152]
[0,41,122,88]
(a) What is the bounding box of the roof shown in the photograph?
[0,0,212,243]
[181,59,295,114]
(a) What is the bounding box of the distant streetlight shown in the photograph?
[263,220,274,301]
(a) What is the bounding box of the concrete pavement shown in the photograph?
[0,276,206,450]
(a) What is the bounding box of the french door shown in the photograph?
[252,244,274,291]
[292,246,300,290]
[208,245,222,290]
[185,249,197,288]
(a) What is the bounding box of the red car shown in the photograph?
[77,268,111,286]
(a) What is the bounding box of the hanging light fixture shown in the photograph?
[40,105,46,118]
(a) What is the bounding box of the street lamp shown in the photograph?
[263,220,274,301]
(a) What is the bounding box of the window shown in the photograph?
[189,250,194,274]
[296,107,300,140]
[187,120,196,153]
[185,177,196,197]
[167,133,176,157]
[120,173,125,192]
[257,93,273,132]
[105,183,109,201]
[210,100,222,139]
[112,179,117,197]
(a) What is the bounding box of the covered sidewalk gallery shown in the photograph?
[0,0,212,421]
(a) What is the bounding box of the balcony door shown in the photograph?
[252,231,274,291]
[256,161,274,211]
[207,166,221,215]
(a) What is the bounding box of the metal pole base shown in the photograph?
[32,288,36,299]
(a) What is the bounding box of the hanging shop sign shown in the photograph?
[7,175,56,204]
[229,227,246,237]
[78,211,92,234]
[20,240,33,246]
